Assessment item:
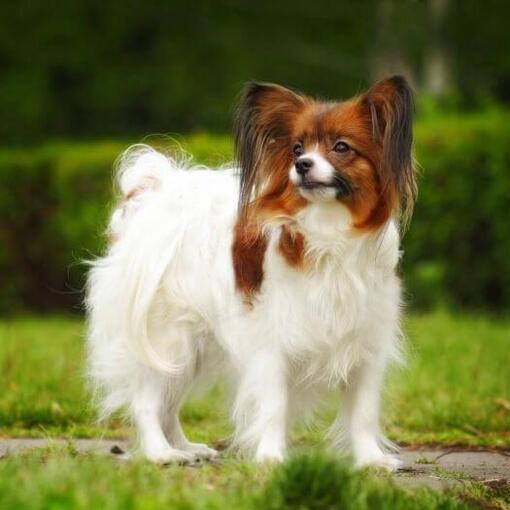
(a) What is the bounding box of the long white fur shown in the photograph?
[86,145,403,469]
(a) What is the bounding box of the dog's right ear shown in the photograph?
[234,82,307,215]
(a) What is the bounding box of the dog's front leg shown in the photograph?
[332,355,402,471]
[233,348,288,463]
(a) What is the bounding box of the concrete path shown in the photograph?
[398,447,510,492]
[1,439,508,492]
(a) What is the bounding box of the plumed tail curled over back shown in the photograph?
[115,144,175,198]
[87,146,190,416]
[108,145,190,240]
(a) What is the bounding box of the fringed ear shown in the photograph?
[363,75,417,227]
[234,82,307,216]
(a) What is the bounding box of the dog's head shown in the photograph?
[234,76,416,230]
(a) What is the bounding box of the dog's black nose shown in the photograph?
[295,158,313,175]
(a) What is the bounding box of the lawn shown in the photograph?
[1,449,480,510]
[1,312,508,445]
[0,312,509,509]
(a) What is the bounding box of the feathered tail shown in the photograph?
[86,146,189,416]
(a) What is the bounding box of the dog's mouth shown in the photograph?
[298,176,354,198]
[298,180,332,190]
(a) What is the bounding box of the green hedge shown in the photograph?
[3,1,510,144]
[405,110,510,309]
[0,136,232,313]
[1,113,509,313]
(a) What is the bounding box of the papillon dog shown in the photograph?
[87,76,416,470]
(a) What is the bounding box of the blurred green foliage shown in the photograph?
[406,109,510,309]
[1,111,509,313]
[2,0,509,143]
[0,135,232,313]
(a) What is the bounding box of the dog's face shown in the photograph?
[235,77,416,230]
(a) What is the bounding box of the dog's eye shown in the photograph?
[293,142,304,157]
[333,141,350,154]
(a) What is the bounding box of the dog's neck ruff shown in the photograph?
[233,198,399,304]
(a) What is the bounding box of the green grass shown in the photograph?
[0,449,478,510]
[386,311,510,447]
[0,317,100,438]
[1,312,508,446]
[1,312,509,509]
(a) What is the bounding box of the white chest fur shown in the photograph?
[256,204,401,385]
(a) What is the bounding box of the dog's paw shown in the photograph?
[144,447,197,465]
[356,454,403,472]
[185,442,219,460]
[255,448,285,464]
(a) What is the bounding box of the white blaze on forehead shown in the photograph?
[289,144,335,185]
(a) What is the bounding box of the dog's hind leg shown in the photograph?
[131,368,197,464]
[158,320,219,460]
[163,407,219,460]
[160,355,219,460]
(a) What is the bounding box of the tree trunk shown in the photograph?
[424,0,452,97]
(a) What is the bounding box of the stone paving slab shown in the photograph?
[1,439,509,492]
[0,438,127,458]
[397,448,510,491]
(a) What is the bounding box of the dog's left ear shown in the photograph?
[363,76,417,225]
[234,82,307,215]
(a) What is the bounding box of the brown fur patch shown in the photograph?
[232,219,268,302]
[278,225,305,268]
[235,82,310,217]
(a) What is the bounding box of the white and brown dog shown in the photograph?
[87,76,416,470]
